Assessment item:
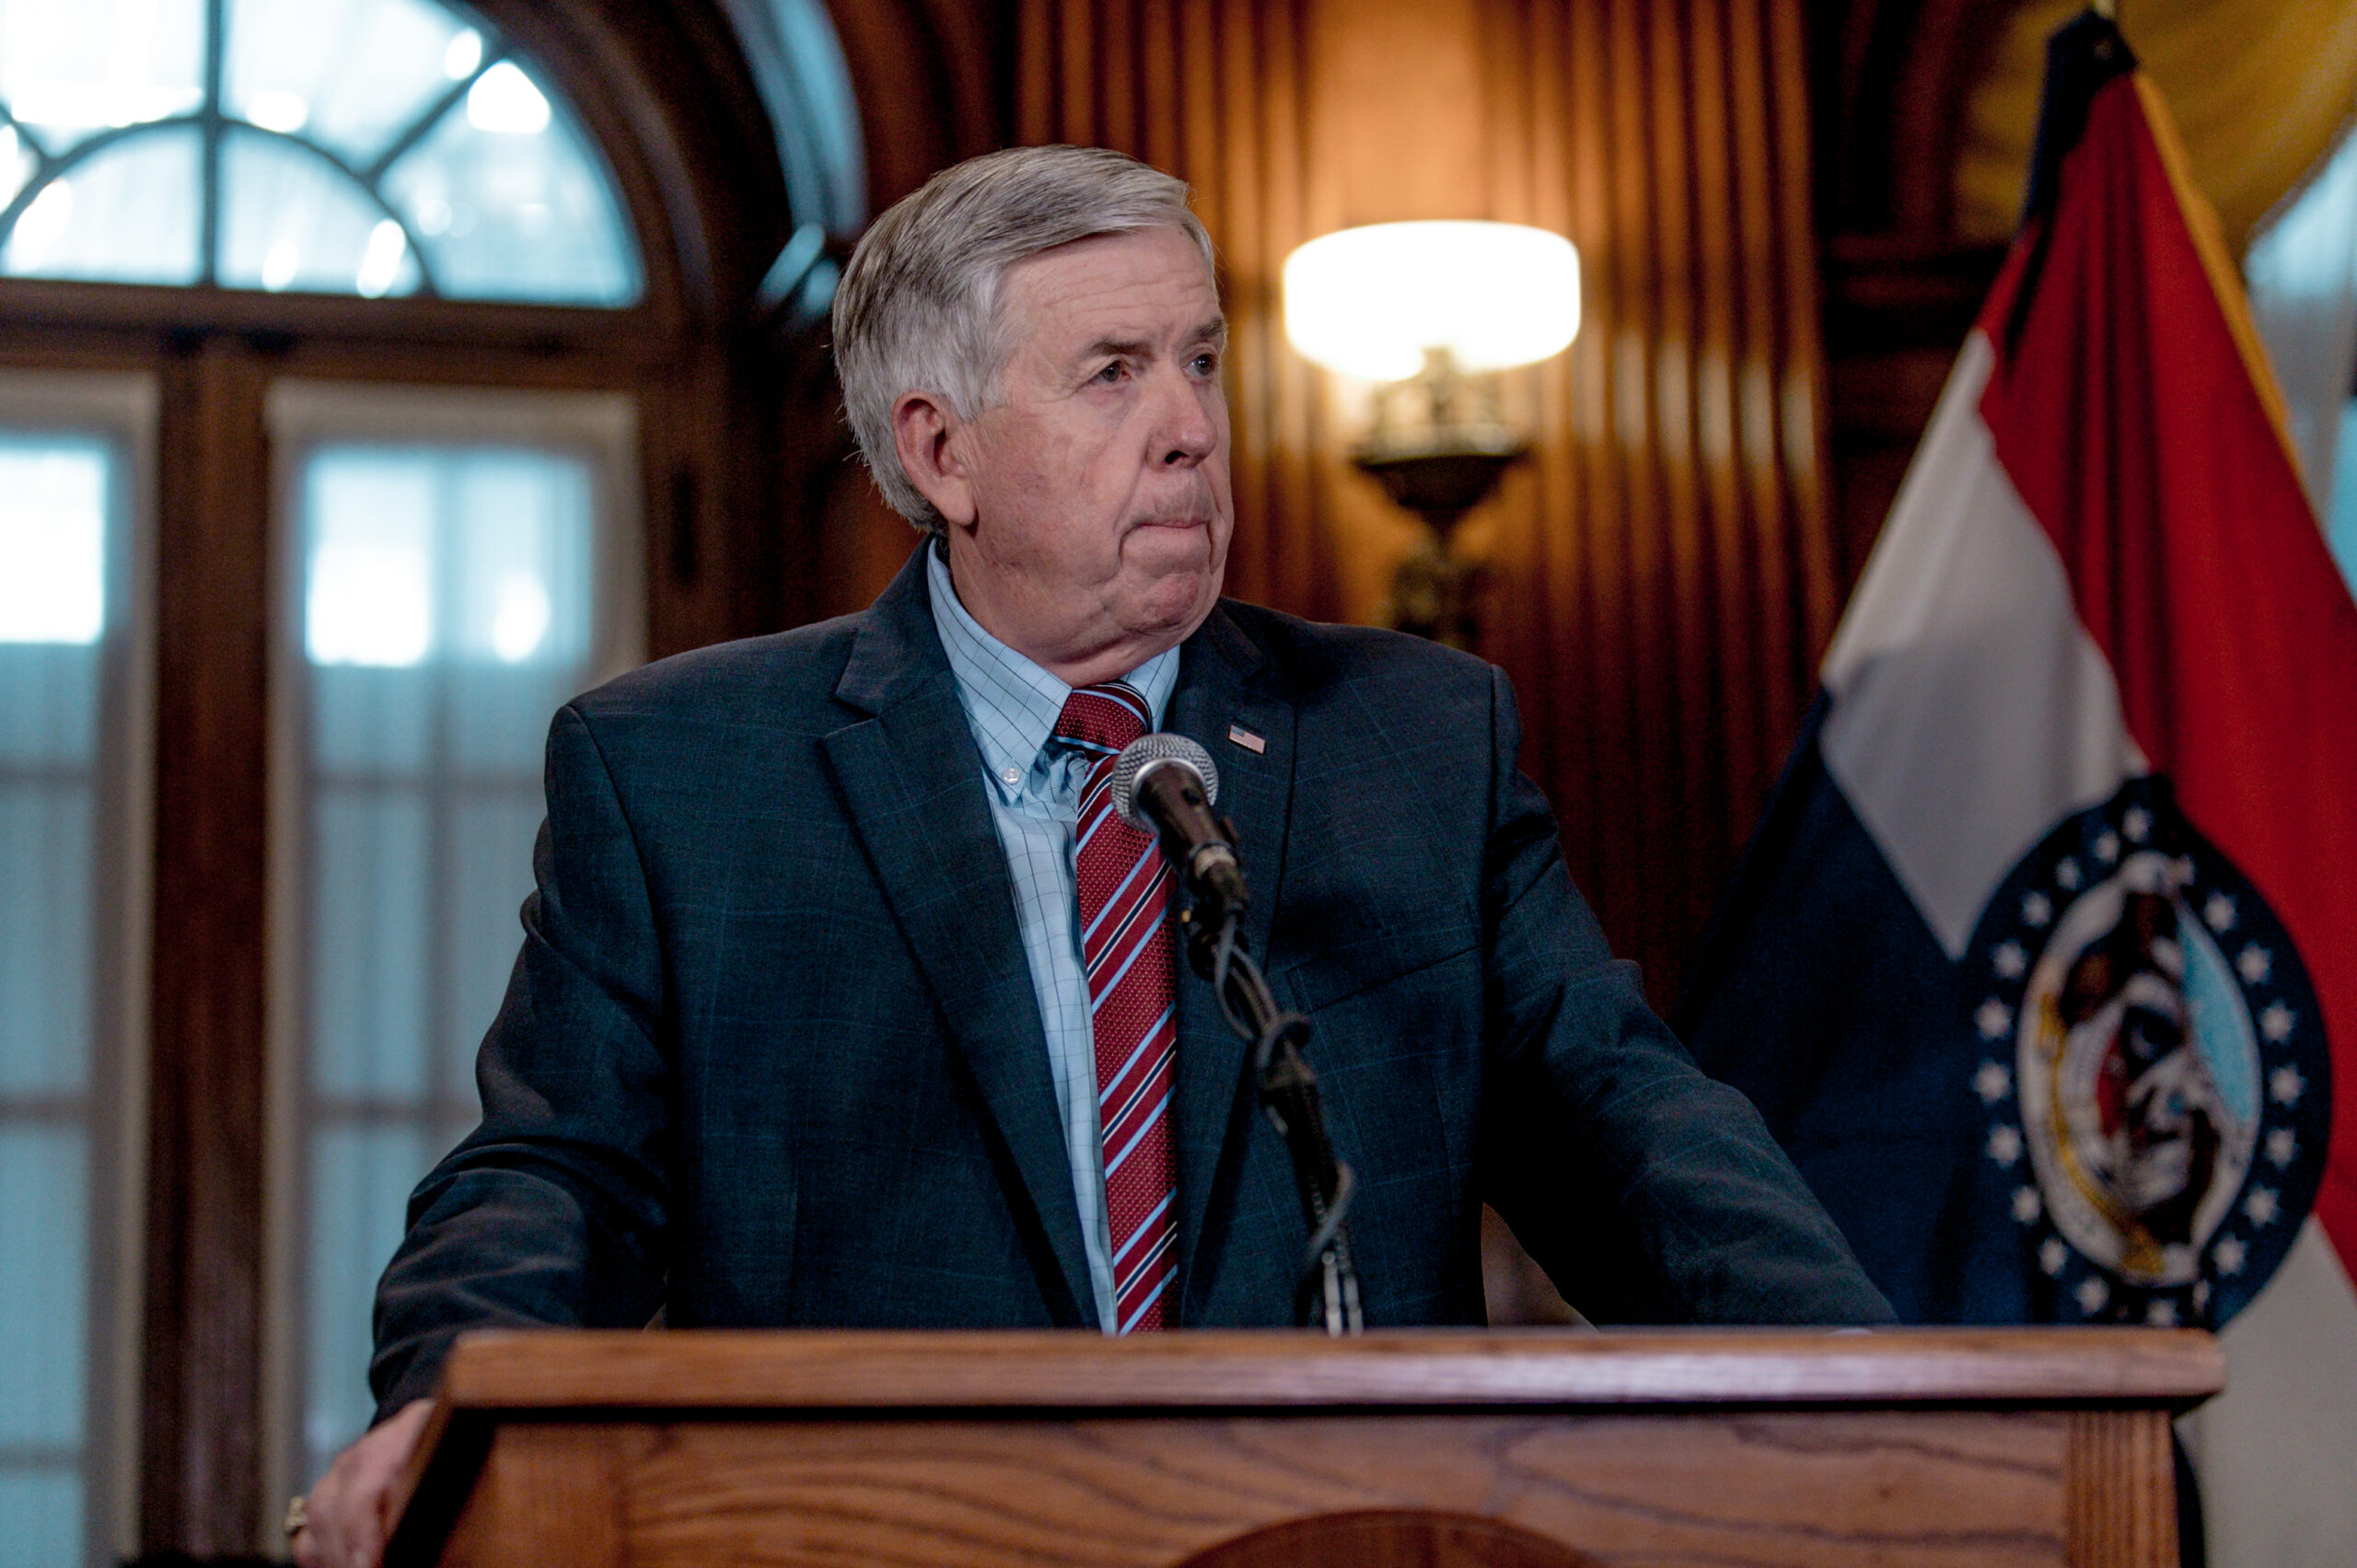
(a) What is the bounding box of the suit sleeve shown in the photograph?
[1475,667,1894,1324]
[369,703,673,1416]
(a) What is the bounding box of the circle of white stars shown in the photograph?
[1968,796,2321,1329]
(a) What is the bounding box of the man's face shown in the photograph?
[931,225,1232,680]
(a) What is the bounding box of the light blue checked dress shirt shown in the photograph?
[924,542,1179,1332]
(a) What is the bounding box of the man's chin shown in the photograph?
[1117,562,1223,643]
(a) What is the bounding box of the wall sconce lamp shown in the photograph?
[1283,221,1581,645]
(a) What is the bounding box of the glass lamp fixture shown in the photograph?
[1282,220,1581,645]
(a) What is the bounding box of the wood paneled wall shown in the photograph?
[1014,0,1839,1005]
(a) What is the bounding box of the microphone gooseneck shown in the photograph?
[1108,731,1362,1336]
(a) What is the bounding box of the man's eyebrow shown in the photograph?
[1079,334,1155,361]
[1076,317,1230,363]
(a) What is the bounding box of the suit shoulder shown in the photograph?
[565,611,866,733]
[1213,598,1496,702]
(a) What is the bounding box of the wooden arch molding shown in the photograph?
[1810,0,2028,243]
[1807,0,2026,607]
[822,0,1008,210]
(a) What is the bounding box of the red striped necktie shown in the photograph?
[1054,682,1178,1333]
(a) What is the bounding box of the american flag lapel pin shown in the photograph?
[1226,723,1266,754]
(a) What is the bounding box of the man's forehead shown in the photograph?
[1003,228,1221,343]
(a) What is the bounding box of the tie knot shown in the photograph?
[1054,682,1151,756]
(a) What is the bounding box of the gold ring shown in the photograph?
[283,1494,309,1540]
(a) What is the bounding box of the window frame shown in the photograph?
[0,367,158,1567]
[261,377,642,1516]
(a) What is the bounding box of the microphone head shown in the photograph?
[1109,733,1219,830]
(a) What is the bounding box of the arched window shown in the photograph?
[0,0,640,303]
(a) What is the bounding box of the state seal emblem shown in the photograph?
[1963,778,2332,1327]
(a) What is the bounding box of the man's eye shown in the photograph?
[1190,352,1220,377]
[1093,361,1126,384]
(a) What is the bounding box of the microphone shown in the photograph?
[1111,735,1361,1334]
[1108,734,1249,924]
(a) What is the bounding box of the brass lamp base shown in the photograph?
[1351,350,1528,648]
[1353,430,1524,650]
[1384,537,1487,649]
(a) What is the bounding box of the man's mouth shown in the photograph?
[1129,511,1210,532]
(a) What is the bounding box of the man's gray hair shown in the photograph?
[831,145,1215,533]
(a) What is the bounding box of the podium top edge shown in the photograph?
[431,1326,2223,1413]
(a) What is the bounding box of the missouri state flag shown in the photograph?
[1678,11,2357,1559]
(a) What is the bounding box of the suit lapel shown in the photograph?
[818,548,1097,1328]
[1162,607,1296,1318]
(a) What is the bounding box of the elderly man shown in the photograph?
[294,145,1887,1567]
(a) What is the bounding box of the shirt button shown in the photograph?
[1002,767,1021,785]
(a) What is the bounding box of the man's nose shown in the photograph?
[1155,369,1218,467]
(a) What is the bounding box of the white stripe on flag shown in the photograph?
[2185,1220,2357,1563]
[1818,331,2149,957]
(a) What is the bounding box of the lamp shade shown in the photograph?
[1281,220,1582,381]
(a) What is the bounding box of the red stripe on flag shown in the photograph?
[1975,73,2357,1277]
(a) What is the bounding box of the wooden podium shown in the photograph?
[384,1327,2219,1568]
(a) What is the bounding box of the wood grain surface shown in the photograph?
[424,1409,2082,1568]
[2065,1410,2177,1568]
[429,1326,2223,1413]
[393,1331,2206,1568]
[142,340,273,1555]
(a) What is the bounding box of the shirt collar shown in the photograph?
[925,540,1180,800]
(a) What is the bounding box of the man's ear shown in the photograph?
[891,390,979,528]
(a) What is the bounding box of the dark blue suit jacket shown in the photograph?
[372,546,1887,1411]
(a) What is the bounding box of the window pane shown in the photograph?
[445,795,540,1100]
[0,646,99,770]
[0,128,202,285]
[0,784,93,1096]
[381,73,641,306]
[306,453,435,667]
[308,667,431,772]
[0,1127,89,1564]
[303,1125,432,1480]
[0,1475,81,1568]
[0,1129,88,1448]
[225,0,472,170]
[0,0,206,157]
[0,127,32,211]
[445,453,592,669]
[308,789,429,1099]
[218,129,422,298]
[0,441,107,645]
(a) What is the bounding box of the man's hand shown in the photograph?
[290,1398,434,1568]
